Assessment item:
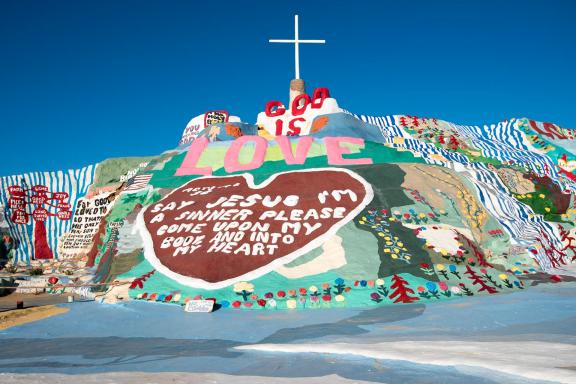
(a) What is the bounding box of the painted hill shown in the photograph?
[1,88,575,310]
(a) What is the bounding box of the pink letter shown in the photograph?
[325,137,373,165]
[224,135,268,173]
[175,136,213,176]
[276,136,313,165]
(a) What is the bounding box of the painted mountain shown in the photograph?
[1,88,575,310]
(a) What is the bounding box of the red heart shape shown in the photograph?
[139,168,373,289]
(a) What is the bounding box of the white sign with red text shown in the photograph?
[256,88,341,136]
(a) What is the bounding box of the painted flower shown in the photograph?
[299,288,307,295]
[298,297,307,304]
[334,295,345,302]
[220,300,230,308]
[539,193,545,199]
[232,301,242,308]
[335,278,345,285]
[48,277,58,285]
[257,299,266,307]
[277,290,286,298]
[480,268,487,274]
[370,292,381,300]
[322,283,330,289]
[264,292,274,299]
[417,286,426,293]
[309,285,318,293]
[244,302,253,308]
[499,273,509,280]
[450,286,461,294]
[268,299,277,308]
[436,264,445,271]
[286,299,297,309]
[360,280,367,287]
[233,282,254,293]
[367,280,375,287]
[322,294,332,302]
[426,281,438,292]
[193,294,202,300]
[420,262,430,269]
[344,287,351,293]
[449,265,457,272]
[376,278,385,286]
[250,294,259,300]
[310,295,319,302]
[438,282,448,291]
[288,289,297,297]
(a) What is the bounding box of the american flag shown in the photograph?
[124,174,152,192]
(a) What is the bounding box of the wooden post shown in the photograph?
[290,78,305,105]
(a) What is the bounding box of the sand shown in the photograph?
[0,305,69,330]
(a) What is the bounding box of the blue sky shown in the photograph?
[1,0,575,175]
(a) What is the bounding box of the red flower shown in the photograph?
[257,299,267,307]
[48,277,59,285]
[264,292,274,299]
[164,295,172,302]
[344,287,351,293]
[420,263,430,269]
[403,213,411,219]
[322,295,332,302]
[299,288,307,295]
[277,290,286,298]
[417,286,426,292]
[232,301,242,308]
[354,280,359,286]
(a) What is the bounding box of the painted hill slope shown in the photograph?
[1,88,575,310]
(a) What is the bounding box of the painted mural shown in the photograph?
[1,88,575,310]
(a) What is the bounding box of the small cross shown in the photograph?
[269,15,325,80]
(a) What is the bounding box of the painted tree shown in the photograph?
[389,274,419,303]
[7,183,71,260]
[558,224,576,261]
[463,265,497,294]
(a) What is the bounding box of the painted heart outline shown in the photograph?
[137,168,374,289]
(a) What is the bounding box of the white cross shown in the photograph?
[269,15,325,80]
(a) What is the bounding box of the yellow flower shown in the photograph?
[233,282,254,293]
[539,193,545,199]
[527,194,532,198]
[419,213,426,218]
[436,264,445,271]
[391,254,398,259]
[544,207,551,212]
[335,294,345,302]
[498,274,508,280]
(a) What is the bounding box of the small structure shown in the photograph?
[269,15,325,104]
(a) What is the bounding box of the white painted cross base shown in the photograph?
[184,300,215,313]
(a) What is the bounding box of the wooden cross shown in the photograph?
[269,15,325,80]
